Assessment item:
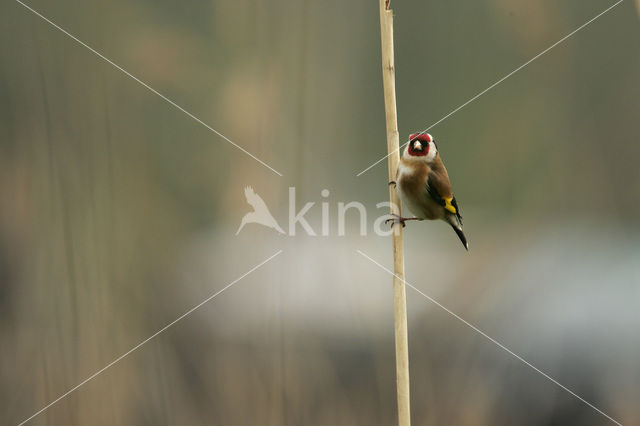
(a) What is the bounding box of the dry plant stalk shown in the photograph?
[378,0,411,425]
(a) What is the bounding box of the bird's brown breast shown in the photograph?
[397,159,429,197]
[397,159,437,219]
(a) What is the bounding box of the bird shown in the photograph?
[236,186,285,235]
[388,132,468,250]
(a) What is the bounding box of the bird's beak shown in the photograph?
[414,141,422,150]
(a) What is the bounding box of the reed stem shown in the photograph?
[378,1,411,425]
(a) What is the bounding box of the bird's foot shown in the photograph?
[388,180,397,188]
[385,214,421,228]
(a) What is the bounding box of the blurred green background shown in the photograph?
[1,0,639,424]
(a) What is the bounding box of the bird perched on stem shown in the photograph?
[388,133,468,250]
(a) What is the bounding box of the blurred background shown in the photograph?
[1,0,639,424]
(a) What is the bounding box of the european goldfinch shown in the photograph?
[388,132,468,250]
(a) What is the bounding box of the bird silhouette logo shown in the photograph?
[236,186,285,235]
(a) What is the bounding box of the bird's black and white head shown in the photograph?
[403,133,437,163]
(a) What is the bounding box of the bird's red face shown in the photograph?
[407,133,433,157]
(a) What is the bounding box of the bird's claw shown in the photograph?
[388,180,397,188]
[385,214,406,228]
[385,219,406,228]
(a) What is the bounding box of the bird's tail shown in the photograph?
[451,224,469,251]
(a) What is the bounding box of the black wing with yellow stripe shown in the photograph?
[426,176,463,225]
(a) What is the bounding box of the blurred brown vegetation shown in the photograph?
[1,0,639,425]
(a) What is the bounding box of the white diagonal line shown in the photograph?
[356,0,624,177]
[17,250,283,426]
[16,0,283,177]
[356,249,623,426]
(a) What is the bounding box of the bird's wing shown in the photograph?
[244,186,269,212]
[426,161,462,224]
